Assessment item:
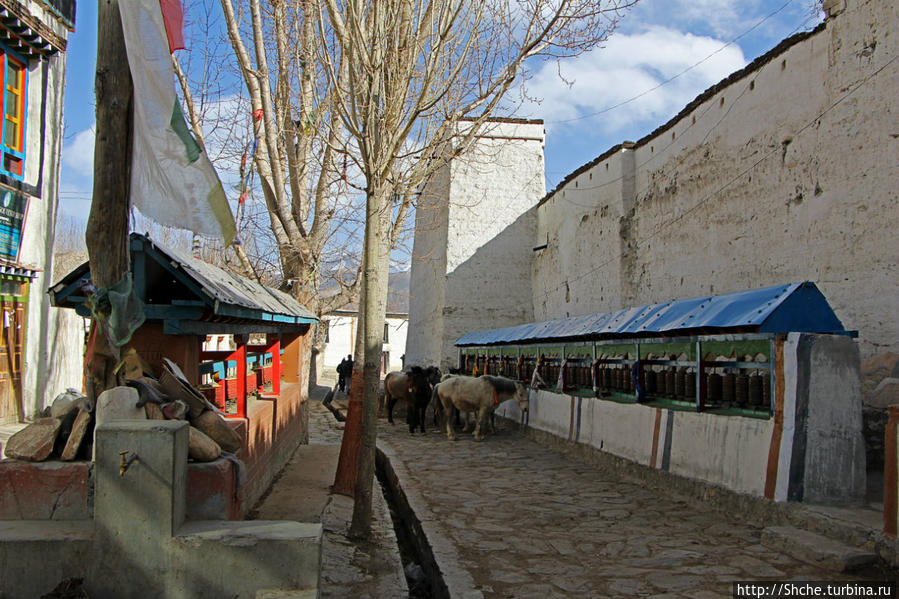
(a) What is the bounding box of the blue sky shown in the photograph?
[58,0,823,220]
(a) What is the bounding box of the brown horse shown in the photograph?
[432,375,529,441]
[385,366,440,433]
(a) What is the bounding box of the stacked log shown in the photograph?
[3,352,242,464]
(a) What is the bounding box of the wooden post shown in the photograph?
[266,334,281,396]
[281,333,301,383]
[235,336,247,418]
[85,0,133,399]
[884,405,899,537]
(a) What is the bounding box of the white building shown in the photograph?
[405,119,546,371]
[321,311,408,376]
[0,0,81,423]
[407,0,898,370]
[321,271,411,375]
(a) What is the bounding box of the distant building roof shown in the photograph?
[50,233,316,335]
[455,282,848,346]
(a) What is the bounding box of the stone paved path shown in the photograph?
[377,417,885,599]
[253,385,407,599]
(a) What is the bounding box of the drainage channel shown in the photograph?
[376,448,450,599]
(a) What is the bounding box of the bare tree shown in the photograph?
[183,0,637,537]
[213,0,384,314]
[312,0,639,537]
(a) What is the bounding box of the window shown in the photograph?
[1,49,26,179]
[383,322,389,343]
[0,278,24,297]
[322,321,330,344]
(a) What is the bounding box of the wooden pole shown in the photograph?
[84,0,133,398]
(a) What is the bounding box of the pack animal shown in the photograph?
[385,366,439,434]
[430,372,492,432]
[432,375,529,441]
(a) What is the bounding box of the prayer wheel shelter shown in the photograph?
[49,233,317,404]
[46,233,318,516]
[457,282,867,506]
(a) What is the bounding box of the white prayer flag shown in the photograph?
[118,0,235,245]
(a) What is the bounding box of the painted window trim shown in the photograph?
[0,43,27,181]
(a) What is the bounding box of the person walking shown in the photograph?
[337,356,348,392]
[344,355,354,393]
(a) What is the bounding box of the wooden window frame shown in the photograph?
[0,46,27,180]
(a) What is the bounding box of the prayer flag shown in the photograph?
[118,0,236,245]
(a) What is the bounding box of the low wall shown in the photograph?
[239,382,309,511]
[0,382,309,522]
[497,333,866,505]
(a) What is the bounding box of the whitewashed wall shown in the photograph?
[533,0,898,359]
[322,314,408,373]
[16,9,83,418]
[407,120,546,371]
[497,334,865,504]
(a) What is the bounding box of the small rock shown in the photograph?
[161,400,188,420]
[49,389,89,420]
[188,426,221,462]
[403,562,425,583]
[866,378,899,409]
[95,387,145,426]
[145,402,165,420]
[861,352,899,394]
[193,409,241,453]
[61,408,92,461]
[6,418,61,461]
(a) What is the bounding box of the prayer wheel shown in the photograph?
[707,373,722,404]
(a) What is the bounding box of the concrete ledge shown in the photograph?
[256,590,318,599]
[0,520,94,598]
[762,526,878,572]
[170,520,322,599]
[176,519,322,542]
[0,519,94,541]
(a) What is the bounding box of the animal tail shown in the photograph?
[429,383,441,411]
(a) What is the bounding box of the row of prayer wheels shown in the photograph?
[594,366,771,410]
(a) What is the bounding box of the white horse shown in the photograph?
[432,375,529,441]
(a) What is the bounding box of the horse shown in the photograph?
[432,375,529,441]
[430,372,489,431]
[385,366,440,433]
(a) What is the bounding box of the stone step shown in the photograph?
[256,589,318,598]
[761,526,878,572]
[799,504,882,549]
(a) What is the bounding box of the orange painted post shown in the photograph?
[281,333,300,384]
[232,336,247,418]
[884,405,899,537]
[267,334,281,396]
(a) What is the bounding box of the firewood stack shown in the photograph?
[3,351,241,463]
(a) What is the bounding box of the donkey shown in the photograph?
[432,375,529,441]
[385,366,439,433]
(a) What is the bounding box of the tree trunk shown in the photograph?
[348,182,390,539]
[332,296,367,496]
[85,0,133,400]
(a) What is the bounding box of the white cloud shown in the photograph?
[635,0,744,38]
[61,125,95,176]
[525,26,747,136]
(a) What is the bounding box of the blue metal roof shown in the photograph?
[50,234,317,331]
[455,282,847,346]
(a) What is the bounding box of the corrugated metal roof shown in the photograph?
[140,235,316,322]
[455,282,846,346]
